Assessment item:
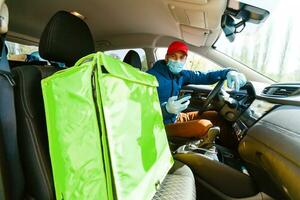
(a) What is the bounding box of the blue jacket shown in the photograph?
[147,60,231,124]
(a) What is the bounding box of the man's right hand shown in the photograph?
[165,95,191,115]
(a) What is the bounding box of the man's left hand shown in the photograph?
[226,71,247,91]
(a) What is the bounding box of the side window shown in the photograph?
[155,48,223,71]
[6,41,38,61]
[104,48,148,71]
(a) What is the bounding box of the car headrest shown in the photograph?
[123,50,142,70]
[39,11,95,66]
[0,2,8,34]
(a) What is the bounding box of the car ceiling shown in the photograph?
[7,0,226,49]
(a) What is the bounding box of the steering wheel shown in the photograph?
[199,79,226,114]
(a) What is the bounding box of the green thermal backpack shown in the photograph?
[41,52,173,200]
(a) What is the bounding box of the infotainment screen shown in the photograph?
[248,99,275,119]
[240,99,277,127]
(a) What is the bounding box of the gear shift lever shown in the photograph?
[198,126,220,149]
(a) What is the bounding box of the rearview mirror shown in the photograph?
[221,1,270,42]
[221,14,236,42]
[221,14,247,42]
[227,2,270,24]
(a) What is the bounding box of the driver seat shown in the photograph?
[123,50,142,70]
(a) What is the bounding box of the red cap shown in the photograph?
[167,41,188,56]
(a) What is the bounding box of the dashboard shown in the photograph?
[184,82,300,198]
[238,105,300,199]
[235,83,300,199]
[230,82,300,141]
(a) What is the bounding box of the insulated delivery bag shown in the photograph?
[41,52,174,200]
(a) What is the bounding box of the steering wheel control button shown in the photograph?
[225,112,235,120]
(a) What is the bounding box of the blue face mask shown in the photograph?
[167,59,185,74]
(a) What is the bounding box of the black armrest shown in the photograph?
[174,153,258,198]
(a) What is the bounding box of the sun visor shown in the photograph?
[168,4,206,28]
[166,0,227,46]
[180,25,210,46]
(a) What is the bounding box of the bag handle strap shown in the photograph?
[73,52,101,68]
[73,52,107,75]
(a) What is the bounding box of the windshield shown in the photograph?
[215,0,300,83]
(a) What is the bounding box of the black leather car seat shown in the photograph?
[123,50,143,70]
[12,10,95,199]
[13,10,196,200]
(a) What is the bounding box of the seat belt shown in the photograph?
[0,42,14,85]
[0,41,15,85]
[0,36,24,200]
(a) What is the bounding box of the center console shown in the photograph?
[174,146,258,199]
[175,140,246,173]
[233,99,277,141]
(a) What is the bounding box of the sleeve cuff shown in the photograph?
[161,102,176,119]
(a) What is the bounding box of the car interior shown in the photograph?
[1,0,300,200]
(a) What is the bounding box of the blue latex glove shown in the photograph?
[165,95,191,114]
[226,71,247,91]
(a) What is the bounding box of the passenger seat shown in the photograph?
[12,10,95,199]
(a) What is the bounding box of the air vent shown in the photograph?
[262,85,300,97]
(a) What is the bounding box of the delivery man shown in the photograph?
[147,41,246,139]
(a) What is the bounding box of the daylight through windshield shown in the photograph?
[215,0,300,83]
